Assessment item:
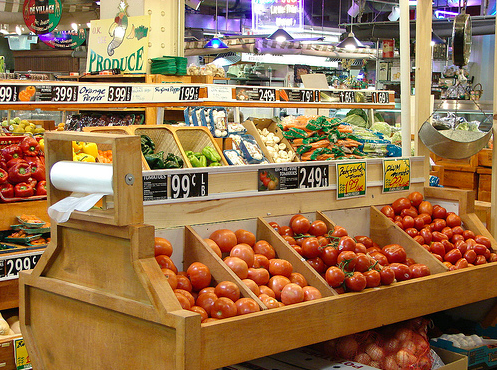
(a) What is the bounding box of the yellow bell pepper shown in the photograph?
[39,138,44,152]
[82,142,99,158]
[72,141,84,153]
[75,153,96,162]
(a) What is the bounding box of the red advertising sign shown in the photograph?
[23,0,62,35]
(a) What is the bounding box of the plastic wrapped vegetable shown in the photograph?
[370,121,393,137]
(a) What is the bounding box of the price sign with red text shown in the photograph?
[336,161,366,199]
[383,158,410,193]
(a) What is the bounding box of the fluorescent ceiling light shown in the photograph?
[434,10,459,18]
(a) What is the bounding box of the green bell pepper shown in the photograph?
[187,152,202,167]
[140,135,155,155]
[202,146,221,162]
[145,151,165,169]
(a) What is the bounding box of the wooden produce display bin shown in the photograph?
[18,131,497,370]
[478,148,492,167]
[477,166,492,202]
[0,334,22,370]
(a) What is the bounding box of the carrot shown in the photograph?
[308,140,330,149]
[337,125,353,133]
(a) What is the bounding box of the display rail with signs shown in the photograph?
[18,131,497,370]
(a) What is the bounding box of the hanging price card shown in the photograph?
[108,85,132,102]
[170,172,208,199]
[298,165,329,189]
[336,161,366,199]
[179,86,200,101]
[383,158,410,193]
[14,337,31,370]
[143,173,168,202]
[51,85,79,102]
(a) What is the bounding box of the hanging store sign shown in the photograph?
[86,1,150,73]
[39,29,87,49]
[251,0,304,31]
[23,0,61,34]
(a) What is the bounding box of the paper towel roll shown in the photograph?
[50,161,114,195]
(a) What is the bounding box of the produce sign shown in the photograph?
[382,158,410,192]
[235,87,277,102]
[258,165,329,191]
[336,161,366,199]
[0,250,43,280]
[23,0,62,34]
[142,173,168,202]
[14,337,31,369]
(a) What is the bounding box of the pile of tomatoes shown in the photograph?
[205,228,323,307]
[270,214,431,293]
[154,237,261,322]
[382,192,496,270]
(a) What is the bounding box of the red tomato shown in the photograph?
[381,205,395,218]
[176,275,193,292]
[441,239,454,253]
[300,237,321,259]
[211,297,237,319]
[475,255,487,265]
[413,216,426,231]
[234,229,256,247]
[307,257,327,274]
[187,262,212,291]
[338,236,356,252]
[293,245,304,256]
[267,275,291,300]
[355,253,373,273]
[260,295,280,309]
[432,205,447,219]
[369,251,388,266]
[408,191,424,207]
[289,272,308,287]
[247,268,270,285]
[451,234,465,244]
[204,238,222,258]
[325,266,345,288]
[474,244,489,256]
[446,213,462,228]
[190,305,208,321]
[309,220,328,237]
[214,281,240,302]
[303,286,322,301]
[430,242,445,258]
[355,236,373,249]
[291,215,311,234]
[380,266,395,285]
[321,246,339,266]
[409,264,431,278]
[289,214,304,224]
[413,235,425,245]
[174,289,195,307]
[317,236,329,247]
[280,283,305,305]
[401,207,419,218]
[210,229,238,253]
[253,240,276,260]
[354,243,367,254]
[223,256,249,279]
[454,258,469,270]
[161,268,177,290]
[433,254,444,262]
[418,213,432,224]
[389,263,411,281]
[242,279,260,296]
[230,244,255,267]
[392,197,411,215]
[452,226,464,235]
[363,269,381,288]
[475,235,492,249]
[196,292,218,313]
[155,255,178,274]
[419,228,433,244]
[283,235,297,245]
[253,254,270,269]
[395,221,404,229]
[337,251,358,271]
[418,201,433,216]
[154,237,173,257]
[268,222,280,233]
[235,298,260,315]
[345,272,367,292]
[432,218,447,232]
[279,226,294,237]
[441,226,454,240]
[489,253,497,262]
[175,292,191,309]
[382,244,407,264]
[432,231,449,243]
[258,285,275,298]
[462,229,476,240]
[455,240,468,255]
[405,228,419,238]
[331,225,348,237]
[268,259,293,277]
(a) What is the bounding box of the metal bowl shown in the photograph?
[418,121,492,159]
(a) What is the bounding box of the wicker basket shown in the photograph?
[169,126,228,167]
[127,125,187,170]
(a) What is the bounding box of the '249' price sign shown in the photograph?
[383,158,410,193]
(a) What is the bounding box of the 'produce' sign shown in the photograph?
[383,158,410,193]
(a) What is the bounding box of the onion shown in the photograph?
[383,354,401,370]
[337,335,359,359]
[396,349,417,368]
[383,337,401,353]
[365,343,385,362]
[354,352,372,365]
[395,327,413,343]
[370,361,381,369]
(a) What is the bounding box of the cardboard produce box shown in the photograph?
[431,338,493,370]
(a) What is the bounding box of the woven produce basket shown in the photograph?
[170,126,228,167]
[127,125,187,170]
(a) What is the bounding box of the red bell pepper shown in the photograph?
[0,161,6,171]
[26,177,37,189]
[8,162,31,184]
[1,144,22,162]
[14,182,34,197]
[36,180,47,195]
[0,183,14,198]
[0,169,7,184]
[20,136,40,156]
[7,157,26,169]
[30,161,45,181]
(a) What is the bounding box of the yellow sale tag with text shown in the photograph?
[336,161,366,199]
[383,158,410,192]
[14,338,31,370]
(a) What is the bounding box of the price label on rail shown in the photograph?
[179,86,200,101]
[339,90,356,103]
[170,172,208,199]
[257,88,276,102]
[52,85,79,102]
[143,173,168,202]
[108,85,132,102]
[383,158,410,193]
[0,85,19,102]
[298,165,329,189]
[371,91,390,104]
[336,161,367,199]
[0,251,43,280]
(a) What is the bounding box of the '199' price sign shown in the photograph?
[170,172,208,199]
[179,86,200,101]
[383,158,410,193]
[108,86,132,102]
[336,161,367,199]
[52,85,79,102]
[298,165,329,189]
[0,85,19,102]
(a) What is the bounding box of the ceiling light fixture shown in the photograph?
[204,0,228,49]
[15,25,21,35]
[388,6,401,21]
[71,23,78,31]
[337,0,365,50]
[268,28,294,42]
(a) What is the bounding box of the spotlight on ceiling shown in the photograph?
[268,28,294,42]
[388,6,401,21]
[336,32,365,50]
[347,2,360,17]
[15,25,21,35]
[204,37,228,49]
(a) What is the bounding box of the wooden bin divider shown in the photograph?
[184,226,267,310]
[369,206,448,274]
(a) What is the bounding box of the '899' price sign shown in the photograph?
[169,172,208,199]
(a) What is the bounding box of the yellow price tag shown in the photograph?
[383,158,411,193]
[336,161,367,199]
[14,338,31,370]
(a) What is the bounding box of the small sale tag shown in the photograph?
[383,158,411,193]
[336,161,366,199]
